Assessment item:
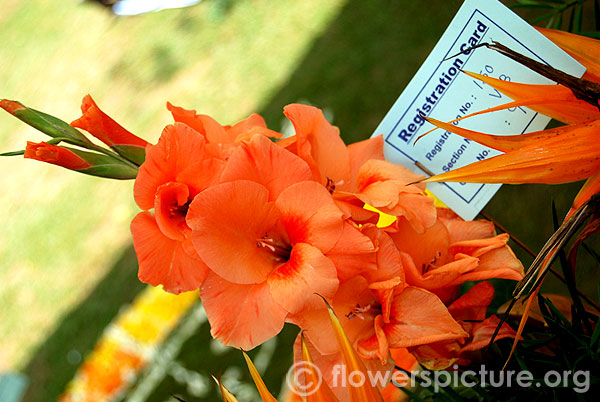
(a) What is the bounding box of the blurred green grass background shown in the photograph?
[1,0,599,401]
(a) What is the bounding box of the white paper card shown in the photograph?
[372,0,585,220]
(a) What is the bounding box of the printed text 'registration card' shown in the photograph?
[372,0,585,220]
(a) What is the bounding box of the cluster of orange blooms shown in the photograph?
[18,93,523,399]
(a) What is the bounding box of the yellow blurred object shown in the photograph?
[59,286,198,401]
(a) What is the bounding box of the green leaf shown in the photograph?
[1,150,25,156]
[574,3,583,32]
[582,242,600,264]
[111,144,146,166]
[554,9,564,29]
[595,0,600,30]
[531,9,561,23]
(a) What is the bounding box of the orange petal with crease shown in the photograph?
[462,71,600,124]
[422,120,600,185]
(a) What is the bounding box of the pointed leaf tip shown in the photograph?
[242,351,278,402]
[324,299,385,402]
[300,333,340,402]
[212,375,240,402]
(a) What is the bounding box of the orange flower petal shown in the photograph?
[461,71,600,124]
[154,182,190,241]
[447,281,495,321]
[437,208,495,243]
[460,315,517,353]
[188,180,278,284]
[166,102,231,144]
[71,94,149,147]
[343,135,385,192]
[390,218,450,270]
[268,243,338,314]
[423,115,587,153]
[200,272,287,350]
[383,287,467,348]
[284,104,350,186]
[326,222,377,282]
[276,181,345,253]
[134,123,208,210]
[130,212,209,294]
[221,134,313,201]
[24,141,91,170]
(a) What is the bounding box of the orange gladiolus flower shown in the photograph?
[188,179,343,349]
[186,133,384,349]
[131,122,223,294]
[292,276,466,400]
[389,208,523,302]
[410,281,518,370]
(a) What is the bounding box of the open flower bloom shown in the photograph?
[291,226,469,363]
[187,179,345,349]
[409,281,518,370]
[131,122,224,294]
[282,104,437,232]
[389,208,524,303]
